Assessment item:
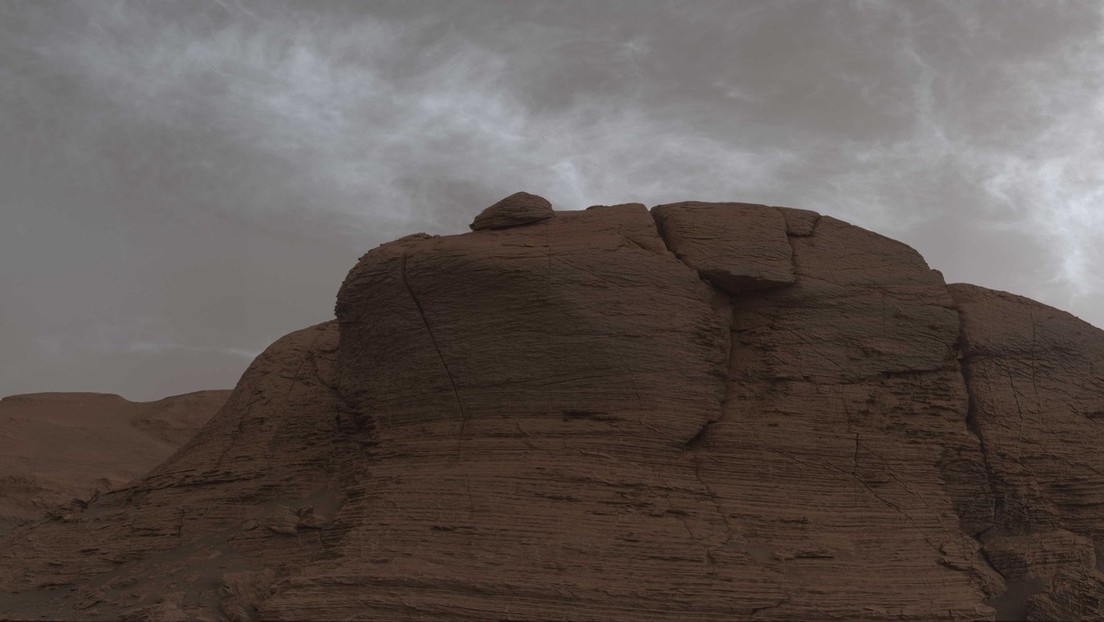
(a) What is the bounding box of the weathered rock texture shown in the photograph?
[950,284,1104,620]
[0,390,228,533]
[651,201,795,292]
[2,200,1103,621]
[469,191,554,230]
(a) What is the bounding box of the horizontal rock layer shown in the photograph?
[469,191,554,231]
[951,284,1104,620]
[651,201,795,292]
[2,201,1103,621]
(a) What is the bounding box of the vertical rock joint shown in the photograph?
[400,252,468,456]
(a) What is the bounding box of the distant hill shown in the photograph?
[0,390,229,532]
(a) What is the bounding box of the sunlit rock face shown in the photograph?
[2,196,1103,621]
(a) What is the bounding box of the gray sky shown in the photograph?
[3,0,1103,400]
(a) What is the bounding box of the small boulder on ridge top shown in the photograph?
[470,192,554,230]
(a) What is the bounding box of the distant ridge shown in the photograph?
[0,390,230,531]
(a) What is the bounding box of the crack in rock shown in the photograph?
[400,252,468,458]
[953,304,1013,620]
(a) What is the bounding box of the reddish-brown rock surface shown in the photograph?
[0,391,229,533]
[2,198,1103,621]
[469,191,555,231]
[950,284,1104,620]
[651,201,795,292]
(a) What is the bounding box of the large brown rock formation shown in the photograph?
[1,197,1102,621]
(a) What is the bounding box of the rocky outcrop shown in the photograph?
[2,199,1103,621]
[0,390,228,532]
[950,284,1104,620]
[469,191,554,230]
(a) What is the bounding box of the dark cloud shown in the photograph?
[1,0,1101,399]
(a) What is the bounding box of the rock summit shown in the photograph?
[469,191,554,230]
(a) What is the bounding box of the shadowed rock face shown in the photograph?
[2,200,1103,621]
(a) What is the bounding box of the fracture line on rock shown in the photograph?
[648,208,696,274]
[775,206,819,280]
[690,454,738,549]
[400,252,468,459]
[953,304,1008,588]
[782,449,945,557]
[646,205,734,448]
[1004,366,1027,451]
[647,205,743,560]
[1029,312,1042,411]
[749,595,794,619]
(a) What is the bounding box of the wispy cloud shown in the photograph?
[35,318,261,364]
[12,0,1104,291]
[799,1,1104,317]
[972,20,1104,304]
[5,0,1104,399]
[10,2,806,235]
[123,341,260,360]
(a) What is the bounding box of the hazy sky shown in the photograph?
[3,0,1103,400]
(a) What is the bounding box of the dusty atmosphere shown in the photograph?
[3,0,1104,399]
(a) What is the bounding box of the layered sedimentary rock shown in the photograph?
[651,201,795,292]
[950,284,1104,620]
[0,324,352,619]
[2,196,1103,621]
[469,191,554,230]
[0,390,228,532]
